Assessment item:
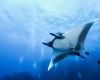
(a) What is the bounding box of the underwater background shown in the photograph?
[0,0,100,80]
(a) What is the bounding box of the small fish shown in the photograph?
[85,52,90,55]
[97,59,100,64]
[70,48,73,50]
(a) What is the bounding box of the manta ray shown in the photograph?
[43,20,96,71]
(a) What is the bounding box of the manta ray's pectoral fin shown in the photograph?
[48,50,72,71]
[75,20,96,52]
[48,59,54,71]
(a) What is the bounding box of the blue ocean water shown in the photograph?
[0,0,100,80]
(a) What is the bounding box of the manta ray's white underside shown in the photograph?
[47,20,97,71]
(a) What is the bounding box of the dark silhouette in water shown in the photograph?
[1,72,36,80]
[97,59,100,64]
[43,21,95,70]
[85,52,90,55]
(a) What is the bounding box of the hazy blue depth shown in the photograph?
[0,0,100,80]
